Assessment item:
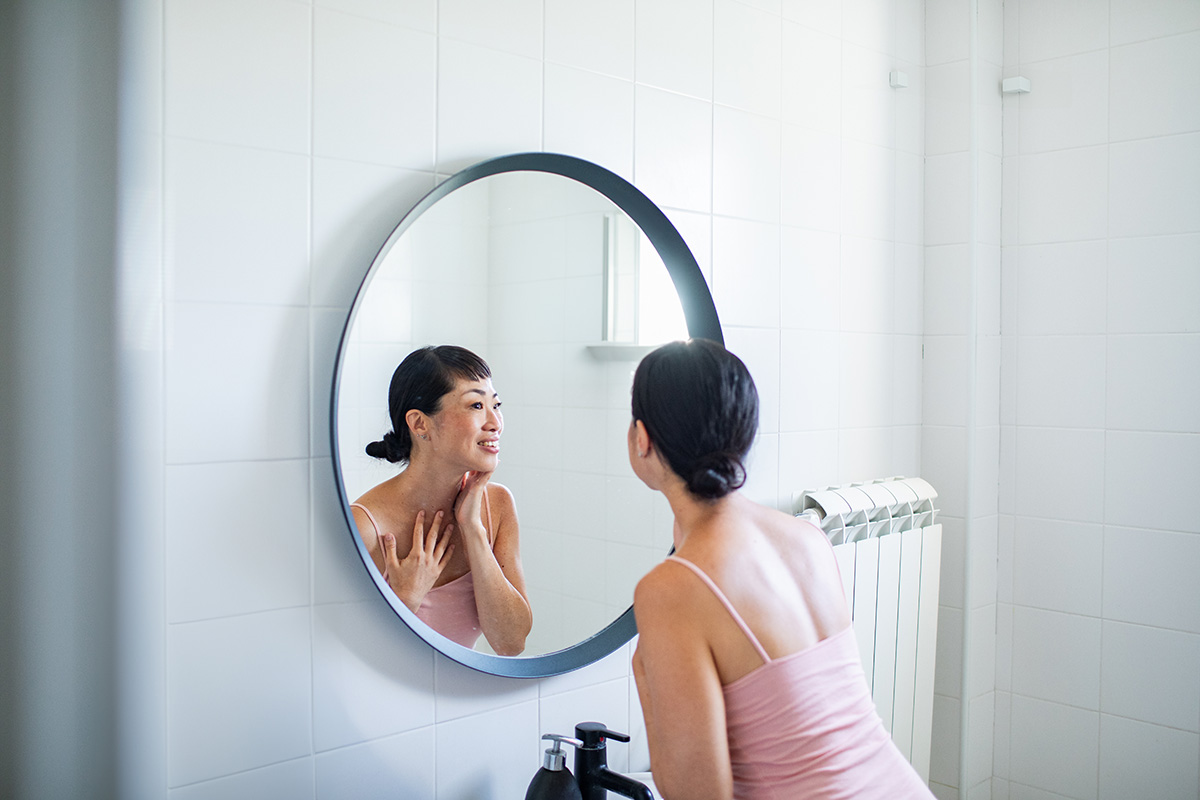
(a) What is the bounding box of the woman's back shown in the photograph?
[670,495,851,687]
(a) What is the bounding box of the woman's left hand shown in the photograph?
[453,470,492,546]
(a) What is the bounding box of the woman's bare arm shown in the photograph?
[632,565,733,800]
[457,478,532,655]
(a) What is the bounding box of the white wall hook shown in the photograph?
[1002,76,1032,94]
[889,70,909,89]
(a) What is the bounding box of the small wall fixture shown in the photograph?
[1002,76,1032,94]
[889,70,909,89]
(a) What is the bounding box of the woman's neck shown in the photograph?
[664,483,737,551]
[395,457,466,515]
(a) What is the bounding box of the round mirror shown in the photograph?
[331,153,721,677]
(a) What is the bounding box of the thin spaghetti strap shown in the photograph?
[349,502,381,536]
[665,555,771,665]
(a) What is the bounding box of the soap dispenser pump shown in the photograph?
[525,734,584,800]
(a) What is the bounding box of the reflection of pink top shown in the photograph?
[665,556,935,800]
[352,493,493,650]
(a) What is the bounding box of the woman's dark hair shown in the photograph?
[366,345,492,464]
[631,339,759,500]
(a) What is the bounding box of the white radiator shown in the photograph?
[797,477,942,782]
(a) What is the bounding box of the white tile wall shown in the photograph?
[124,0,1200,795]
[993,3,1200,799]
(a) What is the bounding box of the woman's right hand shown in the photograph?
[381,510,455,612]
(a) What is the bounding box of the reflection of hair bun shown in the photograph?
[686,452,747,500]
[365,430,410,463]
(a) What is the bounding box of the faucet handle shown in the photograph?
[574,722,630,747]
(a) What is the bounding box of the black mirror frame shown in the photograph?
[330,152,723,678]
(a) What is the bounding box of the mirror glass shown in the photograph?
[332,154,722,676]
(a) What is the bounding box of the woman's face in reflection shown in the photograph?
[428,377,503,472]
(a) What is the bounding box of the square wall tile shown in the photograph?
[1110,0,1200,45]
[712,217,781,329]
[841,139,895,241]
[841,43,894,148]
[925,61,971,156]
[435,700,541,800]
[921,426,968,519]
[1017,0,1108,63]
[1107,334,1200,433]
[840,236,894,334]
[436,40,542,174]
[1017,50,1109,155]
[1017,147,1108,244]
[1107,234,1200,334]
[165,0,311,153]
[781,125,841,233]
[782,0,841,37]
[312,601,437,751]
[433,655,540,723]
[1010,607,1101,710]
[1013,427,1105,524]
[896,152,925,245]
[780,227,840,331]
[169,758,315,800]
[166,139,309,306]
[635,0,713,100]
[778,430,841,504]
[923,335,969,427]
[837,426,894,485]
[543,66,635,181]
[782,22,841,133]
[313,457,378,606]
[168,609,312,786]
[311,159,435,310]
[1101,621,1200,731]
[313,9,436,169]
[924,245,971,336]
[633,86,713,213]
[315,0,436,33]
[1103,526,1200,633]
[713,107,782,223]
[1098,715,1200,800]
[166,460,310,623]
[714,0,782,118]
[166,303,310,464]
[725,326,781,434]
[1014,241,1107,336]
[1008,696,1099,799]
[925,153,970,246]
[1014,336,1106,429]
[779,330,841,431]
[545,0,634,79]
[1012,518,1102,617]
[314,728,435,800]
[1110,133,1200,239]
[439,0,542,58]
[842,0,894,54]
[1109,32,1200,142]
[925,0,969,66]
[1105,432,1200,535]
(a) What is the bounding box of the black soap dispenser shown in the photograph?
[526,734,584,800]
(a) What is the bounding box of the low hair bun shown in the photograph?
[365,430,410,463]
[686,452,746,500]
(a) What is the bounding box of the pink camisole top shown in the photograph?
[665,555,935,800]
[352,492,493,650]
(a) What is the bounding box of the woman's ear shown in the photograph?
[406,409,429,442]
[633,419,652,459]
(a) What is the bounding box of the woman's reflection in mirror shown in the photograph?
[351,345,531,655]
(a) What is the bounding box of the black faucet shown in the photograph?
[573,722,654,800]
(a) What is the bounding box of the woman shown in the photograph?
[629,339,934,800]
[351,345,531,655]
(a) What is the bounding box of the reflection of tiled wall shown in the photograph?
[137,0,928,796]
[485,173,675,655]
